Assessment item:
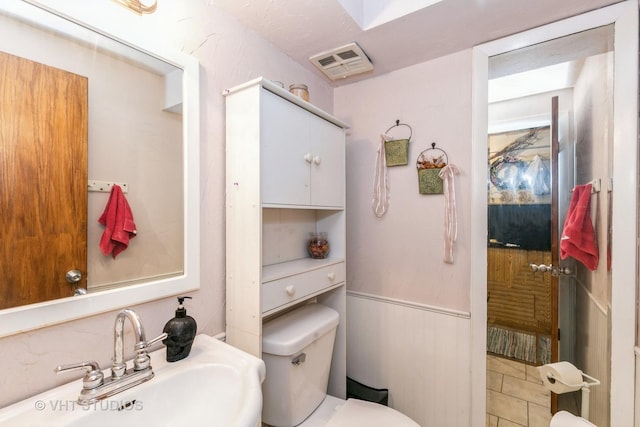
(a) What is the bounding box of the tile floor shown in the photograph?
[486,355,553,427]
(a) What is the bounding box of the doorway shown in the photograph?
[486,26,614,422]
[471,3,638,427]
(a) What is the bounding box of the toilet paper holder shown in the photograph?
[538,362,600,421]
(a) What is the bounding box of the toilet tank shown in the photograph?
[262,304,339,427]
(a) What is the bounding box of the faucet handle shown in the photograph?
[55,360,104,389]
[141,332,169,350]
[133,332,168,371]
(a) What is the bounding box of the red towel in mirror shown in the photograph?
[98,184,137,258]
[560,183,598,270]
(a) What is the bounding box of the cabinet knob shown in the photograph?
[303,153,313,163]
[327,272,335,281]
[313,155,322,165]
[285,285,296,296]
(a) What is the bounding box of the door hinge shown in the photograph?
[558,328,561,340]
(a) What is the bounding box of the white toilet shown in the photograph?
[261,303,420,427]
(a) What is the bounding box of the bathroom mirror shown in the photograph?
[0,0,200,336]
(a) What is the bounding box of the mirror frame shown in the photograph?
[471,2,637,426]
[0,0,200,337]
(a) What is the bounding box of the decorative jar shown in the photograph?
[307,232,330,259]
[289,84,310,102]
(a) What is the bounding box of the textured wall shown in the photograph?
[334,50,473,312]
[0,0,333,408]
[333,51,474,426]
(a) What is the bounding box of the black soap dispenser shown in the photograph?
[162,296,197,362]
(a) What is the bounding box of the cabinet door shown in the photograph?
[261,89,310,205]
[308,117,345,207]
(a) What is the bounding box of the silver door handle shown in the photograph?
[552,266,573,276]
[529,263,552,273]
[65,269,83,284]
[529,264,572,276]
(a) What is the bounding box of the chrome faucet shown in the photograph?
[55,308,167,405]
[112,308,151,377]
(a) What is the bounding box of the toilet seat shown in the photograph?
[325,398,420,427]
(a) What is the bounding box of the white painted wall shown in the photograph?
[0,0,333,408]
[573,52,614,308]
[572,51,613,427]
[335,50,473,312]
[334,51,473,426]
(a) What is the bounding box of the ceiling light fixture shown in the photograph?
[112,0,157,15]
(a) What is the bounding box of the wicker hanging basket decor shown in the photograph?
[416,143,448,195]
[384,120,412,166]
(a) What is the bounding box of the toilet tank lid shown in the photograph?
[262,304,339,356]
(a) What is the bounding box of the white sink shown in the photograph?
[0,335,266,427]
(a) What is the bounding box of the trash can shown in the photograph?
[346,377,389,406]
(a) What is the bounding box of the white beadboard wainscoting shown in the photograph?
[346,291,472,427]
[635,347,640,427]
[575,282,610,427]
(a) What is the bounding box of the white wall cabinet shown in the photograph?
[261,89,345,207]
[225,78,349,399]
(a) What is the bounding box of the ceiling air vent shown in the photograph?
[310,42,373,81]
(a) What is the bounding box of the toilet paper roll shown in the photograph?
[550,411,596,426]
[538,362,583,394]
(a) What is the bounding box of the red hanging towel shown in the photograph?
[560,183,598,270]
[98,184,137,258]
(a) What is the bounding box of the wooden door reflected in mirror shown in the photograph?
[0,52,88,309]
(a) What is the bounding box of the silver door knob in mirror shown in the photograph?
[529,263,551,272]
[529,263,573,277]
[65,269,83,284]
